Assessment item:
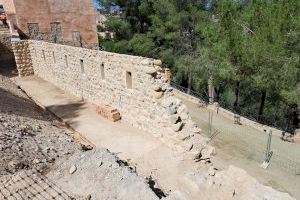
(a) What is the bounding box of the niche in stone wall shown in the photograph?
[100,63,105,80]
[126,71,132,89]
[52,52,56,63]
[65,55,68,67]
[42,50,45,60]
[80,59,85,73]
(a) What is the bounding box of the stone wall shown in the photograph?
[0,30,13,61]
[0,29,17,72]
[11,40,33,77]
[13,40,214,158]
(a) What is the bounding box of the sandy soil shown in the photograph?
[177,96,300,199]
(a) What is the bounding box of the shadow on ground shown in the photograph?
[0,87,53,121]
[0,41,18,78]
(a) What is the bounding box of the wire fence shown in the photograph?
[171,82,300,175]
[170,81,209,103]
[206,110,300,175]
[170,81,294,132]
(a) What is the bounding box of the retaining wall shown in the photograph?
[0,31,14,61]
[12,40,213,157]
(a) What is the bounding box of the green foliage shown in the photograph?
[99,0,300,131]
[128,34,156,57]
[105,17,132,40]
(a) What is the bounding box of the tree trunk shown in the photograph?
[215,84,223,102]
[233,81,240,114]
[258,91,266,122]
[208,74,214,104]
[187,70,192,95]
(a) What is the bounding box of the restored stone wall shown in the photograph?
[13,40,214,158]
[11,40,34,77]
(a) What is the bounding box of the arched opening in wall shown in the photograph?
[126,71,132,89]
[100,63,105,80]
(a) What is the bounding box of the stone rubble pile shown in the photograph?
[47,148,160,200]
[200,165,295,200]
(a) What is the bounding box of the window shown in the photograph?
[80,59,84,73]
[50,22,62,43]
[27,23,39,39]
[72,31,82,47]
[65,55,68,67]
[126,71,132,89]
[100,63,105,80]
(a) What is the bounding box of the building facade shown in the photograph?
[1,0,98,49]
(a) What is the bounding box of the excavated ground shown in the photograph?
[0,70,296,200]
[0,74,160,199]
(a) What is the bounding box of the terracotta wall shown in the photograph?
[3,0,98,49]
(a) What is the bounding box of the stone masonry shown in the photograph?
[12,40,215,159]
[11,40,34,77]
[0,28,13,61]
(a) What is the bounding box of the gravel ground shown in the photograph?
[0,74,159,199]
[47,148,159,200]
[0,75,82,177]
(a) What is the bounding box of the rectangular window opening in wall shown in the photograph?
[126,71,132,89]
[27,23,39,40]
[100,63,105,80]
[65,55,68,67]
[53,52,56,63]
[80,59,84,73]
[42,50,45,60]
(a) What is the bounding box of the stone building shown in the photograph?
[1,0,98,49]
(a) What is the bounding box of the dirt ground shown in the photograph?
[0,66,297,200]
[177,97,300,199]
[0,74,161,199]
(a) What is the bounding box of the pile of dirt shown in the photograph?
[0,75,81,176]
[0,74,161,199]
[47,148,160,200]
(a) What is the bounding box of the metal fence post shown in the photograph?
[261,129,273,169]
[208,111,213,138]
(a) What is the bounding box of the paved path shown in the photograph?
[176,96,300,199]
[14,76,206,200]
